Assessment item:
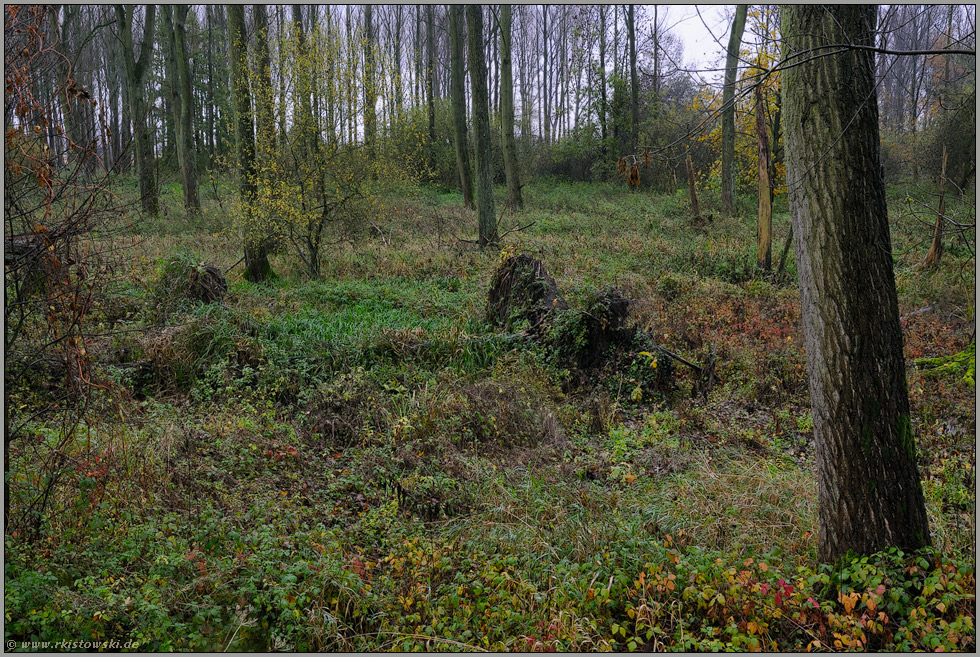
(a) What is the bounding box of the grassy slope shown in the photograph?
[4,176,975,651]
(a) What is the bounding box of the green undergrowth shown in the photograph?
[5,178,975,651]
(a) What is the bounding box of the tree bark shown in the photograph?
[598,6,607,145]
[323,6,338,144]
[500,5,523,211]
[467,5,498,247]
[115,5,158,215]
[755,85,772,270]
[345,6,356,145]
[449,5,475,209]
[205,5,216,163]
[163,5,200,214]
[776,225,793,276]
[628,5,639,148]
[721,5,747,216]
[782,3,930,563]
[922,145,947,268]
[228,5,273,283]
[414,5,422,108]
[394,6,404,117]
[426,5,437,171]
[686,152,701,219]
[105,35,121,170]
[364,5,377,154]
[542,6,550,145]
[173,6,199,212]
[52,6,91,173]
[253,5,276,156]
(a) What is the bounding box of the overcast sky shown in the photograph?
[662,4,733,81]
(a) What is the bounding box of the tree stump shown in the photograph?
[187,263,227,303]
[486,254,567,330]
[572,287,634,369]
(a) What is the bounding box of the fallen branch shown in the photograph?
[654,345,720,399]
[656,345,704,372]
[224,255,245,275]
[900,305,935,322]
[497,220,536,241]
[453,220,535,246]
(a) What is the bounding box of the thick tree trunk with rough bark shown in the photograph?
[449,5,474,209]
[467,5,498,247]
[782,4,930,563]
[721,5,747,216]
[500,5,523,211]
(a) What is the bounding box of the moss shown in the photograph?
[915,340,976,387]
[896,413,915,459]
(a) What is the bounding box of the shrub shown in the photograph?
[538,126,604,182]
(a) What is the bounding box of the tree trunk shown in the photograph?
[599,6,607,145]
[652,6,661,102]
[394,6,404,117]
[517,6,532,142]
[205,5,216,163]
[364,5,377,155]
[755,85,772,270]
[426,5,437,171]
[721,5,747,216]
[345,6,356,145]
[228,5,273,283]
[489,6,499,116]
[686,152,701,219]
[168,5,200,213]
[106,41,121,170]
[782,4,930,563]
[500,5,523,211]
[776,225,793,276]
[467,5,498,247]
[119,31,132,171]
[628,5,639,148]
[116,5,158,215]
[254,5,276,157]
[769,88,783,205]
[414,5,422,108]
[922,145,947,268]
[449,5,475,209]
[52,6,88,172]
[542,6,550,145]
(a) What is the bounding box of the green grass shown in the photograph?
[4,174,975,652]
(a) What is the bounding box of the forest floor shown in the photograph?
[4,176,976,651]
